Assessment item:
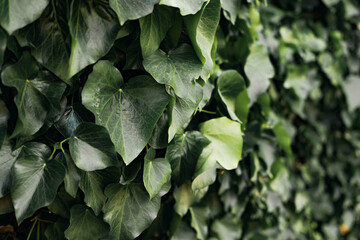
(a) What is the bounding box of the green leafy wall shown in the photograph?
[0,0,360,239]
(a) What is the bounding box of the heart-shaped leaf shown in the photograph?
[11,142,65,224]
[143,148,171,199]
[159,0,207,16]
[82,61,169,164]
[104,183,161,240]
[64,204,109,240]
[69,122,118,171]
[143,44,203,100]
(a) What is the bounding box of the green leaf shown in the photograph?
[199,117,243,170]
[0,140,20,198]
[109,0,159,25]
[82,61,169,164]
[45,218,69,240]
[58,151,81,198]
[16,0,71,82]
[343,75,360,111]
[1,52,66,137]
[79,167,119,216]
[192,146,217,191]
[0,0,49,34]
[0,28,7,66]
[244,43,275,105]
[173,182,204,217]
[190,206,210,240]
[143,44,203,100]
[139,5,174,58]
[217,70,250,123]
[212,214,242,240]
[148,112,169,149]
[0,195,14,215]
[65,204,109,240]
[184,0,221,80]
[11,142,65,224]
[168,85,203,142]
[220,0,241,24]
[165,131,210,186]
[143,148,171,199]
[103,183,161,240]
[0,100,9,148]
[68,0,120,78]
[69,122,118,171]
[159,0,207,16]
[318,52,343,86]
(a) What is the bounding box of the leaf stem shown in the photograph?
[37,220,40,240]
[26,217,38,240]
[200,109,217,115]
[60,138,71,153]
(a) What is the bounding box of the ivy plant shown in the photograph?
[1,0,360,239]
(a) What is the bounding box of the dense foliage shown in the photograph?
[0,0,360,239]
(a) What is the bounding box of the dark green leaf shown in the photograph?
[16,0,71,82]
[79,167,119,216]
[165,131,210,186]
[103,183,161,240]
[68,0,120,78]
[11,142,65,224]
[45,217,69,240]
[143,44,203,100]
[54,106,83,138]
[0,140,20,198]
[0,28,6,66]
[139,5,174,58]
[184,0,221,80]
[82,61,169,164]
[69,122,118,171]
[1,52,66,137]
[0,100,9,148]
[65,204,109,240]
[0,0,49,34]
[58,151,81,198]
[109,0,159,25]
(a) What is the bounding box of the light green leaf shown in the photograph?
[79,167,119,216]
[104,183,161,240]
[190,206,210,240]
[11,142,65,224]
[69,122,118,171]
[0,0,49,34]
[143,148,172,199]
[82,61,169,164]
[174,182,204,216]
[64,204,109,240]
[220,0,241,24]
[284,65,312,107]
[143,44,202,100]
[199,117,243,170]
[139,5,174,58]
[244,43,275,105]
[318,52,343,86]
[217,70,250,123]
[1,52,66,137]
[159,0,207,16]
[68,0,120,78]
[184,0,221,80]
[16,0,71,83]
[343,75,360,111]
[110,0,159,25]
[166,131,210,186]
[212,214,242,240]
